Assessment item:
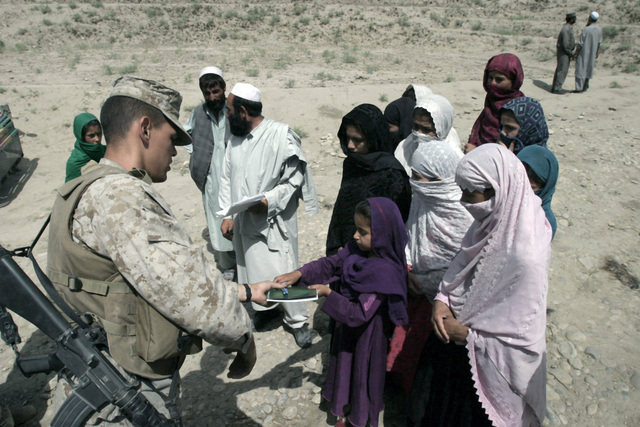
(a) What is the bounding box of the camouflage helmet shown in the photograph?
[109,76,192,146]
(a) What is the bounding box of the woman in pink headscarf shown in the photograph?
[408,144,551,427]
[466,53,524,153]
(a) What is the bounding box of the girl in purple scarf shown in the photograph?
[275,197,409,427]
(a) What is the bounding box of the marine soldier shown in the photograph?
[47,76,280,424]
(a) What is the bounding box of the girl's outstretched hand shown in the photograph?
[274,270,302,286]
[307,284,331,297]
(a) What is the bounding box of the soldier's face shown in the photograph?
[146,120,178,182]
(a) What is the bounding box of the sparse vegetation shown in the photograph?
[445,76,455,83]
[17,28,27,36]
[91,1,104,8]
[0,87,6,94]
[622,63,639,74]
[70,55,81,69]
[293,127,308,139]
[15,43,27,53]
[40,5,52,14]
[397,16,410,28]
[246,69,259,77]
[43,19,53,26]
[118,63,138,74]
[322,50,337,63]
[609,81,622,88]
[472,22,484,32]
[284,80,295,89]
[379,94,388,103]
[103,65,113,75]
[145,7,164,18]
[522,38,533,46]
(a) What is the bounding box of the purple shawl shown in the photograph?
[341,197,409,326]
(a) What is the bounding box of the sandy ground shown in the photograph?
[1,1,640,426]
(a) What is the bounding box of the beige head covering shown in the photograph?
[110,76,191,146]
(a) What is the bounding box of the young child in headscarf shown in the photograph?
[275,197,409,427]
[410,144,551,427]
[387,140,473,398]
[498,96,549,155]
[466,53,524,153]
[518,145,559,238]
[65,113,105,182]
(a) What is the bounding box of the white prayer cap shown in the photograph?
[199,66,223,78]
[590,11,599,21]
[231,83,261,102]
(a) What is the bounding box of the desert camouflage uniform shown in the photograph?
[52,158,252,425]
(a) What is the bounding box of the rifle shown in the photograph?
[0,243,177,426]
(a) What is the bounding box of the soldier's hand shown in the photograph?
[249,281,288,305]
[221,219,234,241]
[227,337,257,379]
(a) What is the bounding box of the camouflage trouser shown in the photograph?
[51,367,181,426]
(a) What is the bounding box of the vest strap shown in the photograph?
[47,270,132,296]
[99,318,137,336]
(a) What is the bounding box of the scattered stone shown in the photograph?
[282,406,298,420]
[587,403,598,415]
[558,341,577,358]
[312,394,322,405]
[546,408,562,425]
[584,347,600,360]
[585,375,598,386]
[608,106,617,111]
[565,329,587,343]
[261,403,273,414]
[550,368,573,386]
[547,385,560,401]
[568,357,583,370]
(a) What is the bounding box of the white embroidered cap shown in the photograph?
[590,11,599,20]
[199,66,223,78]
[231,83,261,102]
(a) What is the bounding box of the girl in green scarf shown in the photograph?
[64,113,105,182]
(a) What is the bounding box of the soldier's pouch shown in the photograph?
[134,297,201,362]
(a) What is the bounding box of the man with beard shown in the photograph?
[219,83,319,348]
[184,67,235,272]
[551,12,577,94]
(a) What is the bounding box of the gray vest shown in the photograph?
[189,104,225,193]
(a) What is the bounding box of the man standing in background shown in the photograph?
[574,12,603,93]
[551,12,576,94]
[184,67,236,273]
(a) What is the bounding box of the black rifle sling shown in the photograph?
[15,214,90,329]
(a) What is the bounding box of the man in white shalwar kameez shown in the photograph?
[574,11,602,93]
[219,83,318,348]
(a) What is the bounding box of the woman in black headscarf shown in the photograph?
[326,104,411,256]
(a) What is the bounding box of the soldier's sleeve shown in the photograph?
[264,130,306,220]
[87,175,252,352]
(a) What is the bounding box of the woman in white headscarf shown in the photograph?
[387,140,472,397]
[394,93,464,176]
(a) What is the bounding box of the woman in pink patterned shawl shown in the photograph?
[410,143,551,427]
